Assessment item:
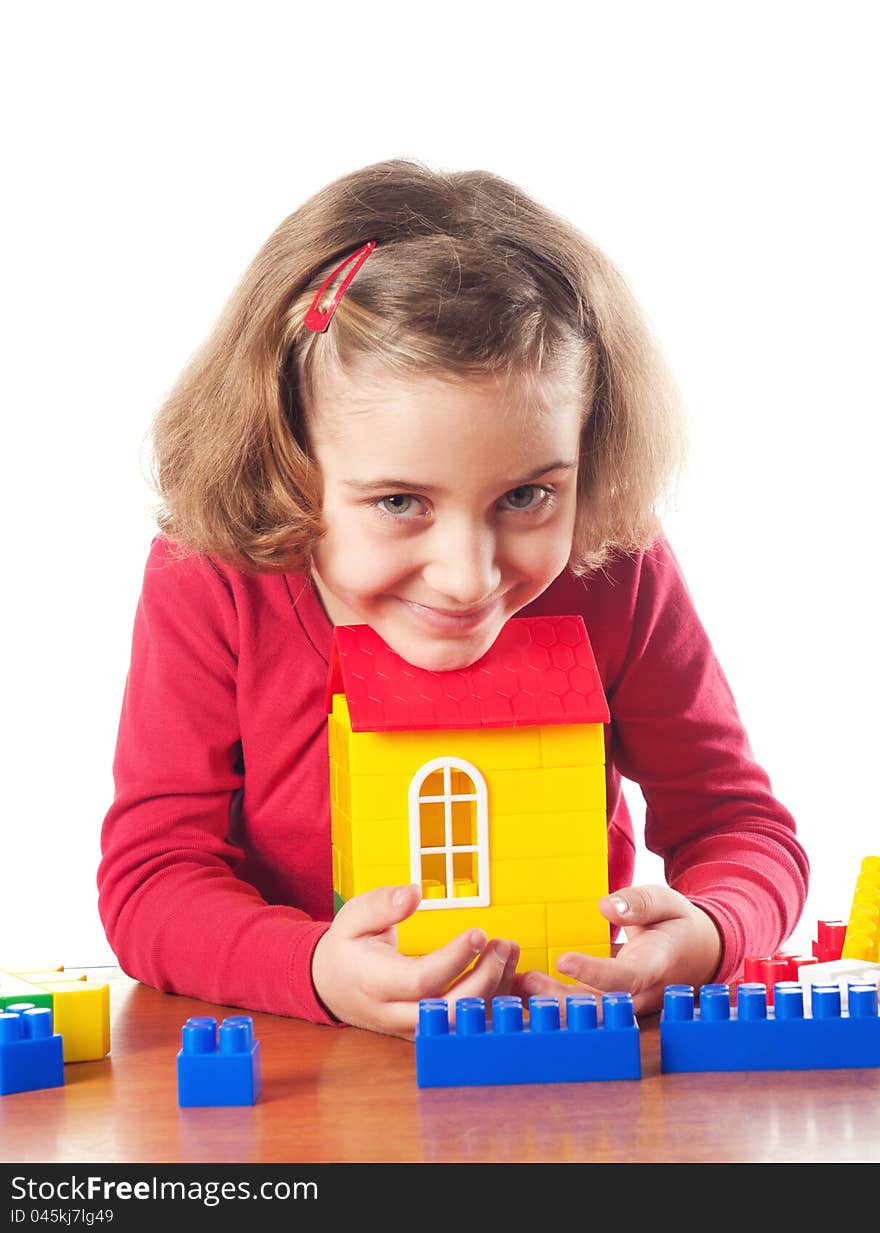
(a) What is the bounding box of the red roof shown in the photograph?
[326,615,609,732]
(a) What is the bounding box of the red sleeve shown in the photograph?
[603,537,810,983]
[97,537,335,1023]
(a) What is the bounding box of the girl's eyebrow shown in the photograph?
[344,459,578,496]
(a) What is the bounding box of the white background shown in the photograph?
[2,1,877,968]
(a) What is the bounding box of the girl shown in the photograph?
[99,159,809,1038]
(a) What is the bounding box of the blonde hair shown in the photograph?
[150,158,685,574]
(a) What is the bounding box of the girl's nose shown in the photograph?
[421,522,502,607]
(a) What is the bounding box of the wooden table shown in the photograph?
[2,967,879,1164]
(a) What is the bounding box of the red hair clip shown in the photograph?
[304,240,377,333]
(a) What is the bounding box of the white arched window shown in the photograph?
[408,757,490,910]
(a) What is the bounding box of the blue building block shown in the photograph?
[415,993,641,1088]
[176,1015,261,1107]
[0,1003,65,1095]
[660,980,880,1073]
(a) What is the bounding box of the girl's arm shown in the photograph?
[98,537,334,1023]
[604,533,810,983]
[519,535,810,1011]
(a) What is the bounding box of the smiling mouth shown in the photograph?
[397,597,502,631]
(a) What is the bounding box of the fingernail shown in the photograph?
[493,941,511,963]
[392,885,417,908]
[521,973,541,993]
[557,957,575,975]
[609,896,629,916]
[468,929,487,951]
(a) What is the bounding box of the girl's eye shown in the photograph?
[502,484,547,511]
[377,494,420,517]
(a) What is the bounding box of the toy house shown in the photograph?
[326,615,611,975]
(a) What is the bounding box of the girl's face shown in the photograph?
[308,364,584,671]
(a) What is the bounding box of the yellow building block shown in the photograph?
[328,760,343,814]
[489,810,608,860]
[548,942,612,980]
[1,970,52,1001]
[491,857,608,905]
[843,926,880,963]
[485,766,603,815]
[327,700,350,771]
[333,806,411,866]
[333,846,351,900]
[346,773,409,823]
[337,853,412,898]
[397,901,548,955]
[334,769,465,834]
[5,969,110,1063]
[36,981,111,1063]
[341,767,607,830]
[842,855,880,962]
[333,702,605,776]
[330,793,349,839]
[517,947,549,973]
[338,718,546,778]
[546,900,611,949]
[327,722,341,766]
[539,722,605,769]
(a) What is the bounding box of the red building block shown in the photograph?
[741,952,820,1005]
[813,920,847,963]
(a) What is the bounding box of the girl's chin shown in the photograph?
[379,626,502,672]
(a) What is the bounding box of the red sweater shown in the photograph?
[98,534,809,1023]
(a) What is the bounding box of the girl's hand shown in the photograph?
[311,883,520,1039]
[515,884,723,1018]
